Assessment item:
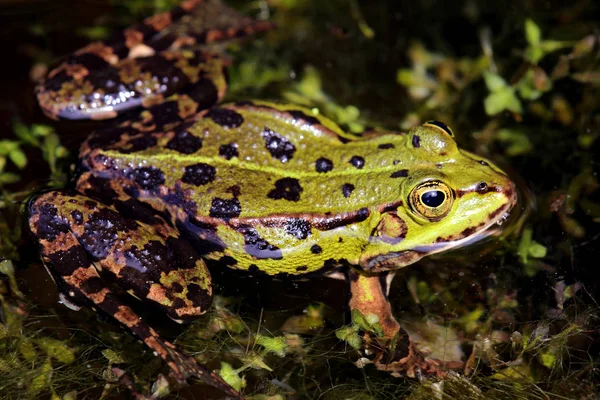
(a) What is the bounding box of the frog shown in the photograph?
[27,0,517,398]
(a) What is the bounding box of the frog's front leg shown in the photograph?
[28,191,242,399]
[347,270,446,378]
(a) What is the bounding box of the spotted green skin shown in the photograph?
[27,0,517,395]
[78,100,516,277]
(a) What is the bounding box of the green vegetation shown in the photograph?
[0,0,598,399]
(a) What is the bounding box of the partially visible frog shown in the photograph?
[28,0,517,397]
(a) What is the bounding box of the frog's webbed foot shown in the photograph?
[367,328,457,379]
[347,270,457,378]
[28,191,242,399]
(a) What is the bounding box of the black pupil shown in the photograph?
[421,190,445,207]
[427,120,452,136]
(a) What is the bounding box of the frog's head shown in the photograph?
[361,121,517,271]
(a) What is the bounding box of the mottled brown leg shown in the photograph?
[28,192,242,399]
[347,269,445,378]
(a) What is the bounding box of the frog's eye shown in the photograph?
[409,180,454,221]
[424,120,454,137]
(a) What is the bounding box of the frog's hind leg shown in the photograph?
[347,269,448,378]
[28,191,242,399]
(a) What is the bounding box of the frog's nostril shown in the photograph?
[476,182,488,193]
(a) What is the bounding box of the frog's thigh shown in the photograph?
[28,191,213,322]
[347,270,400,338]
[28,192,241,396]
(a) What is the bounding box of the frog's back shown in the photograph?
[78,101,418,275]
[82,101,412,219]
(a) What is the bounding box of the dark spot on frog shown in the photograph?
[393,160,400,165]
[184,283,212,316]
[166,123,203,154]
[118,134,158,154]
[137,55,189,95]
[209,197,242,219]
[237,225,283,260]
[288,109,321,126]
[349,155,365,169]
[124,240,169,275]
[315,157,333,173]
[219,143,238,160]
[129,167,165,191]
[479,160,489,166]
[149,101,183,128]
[341,183,355,198]
[32,203,68,242]
[113,198,165,226]
[187,78,219,110]
[82,208,137,259]
[71,210,84,225]
[284,218,312,240]
[226,185,241,197]
[206,107,244,128]
[390,169,408,178]
[46,246,90,275]
[378,143,394,149]
[181,163,216,186]
[163,185,198,215]
[170,282,184,293]
[323,258,345,270]
[412,135,421,148]
[219,255,237,267]
[262,126,296,163]
[310,244,322,254]
[84,200,98,209]
[80,276,107,295]
[80,175,118,204]
[338,237,343,243]
[182,218,226,255]
[85,126,134,151]
[267,178,303,202]
[296,265,308,272]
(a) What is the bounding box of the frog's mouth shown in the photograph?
[413,204,513,254]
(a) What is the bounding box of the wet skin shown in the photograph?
[28,0,517,397]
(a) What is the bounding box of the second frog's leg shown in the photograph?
[28,191,242,399]
[347,269,445,378]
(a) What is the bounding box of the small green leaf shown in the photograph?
[218,362,245,392]
[351,309,384,337]
[335,326,362,350]
[19,339,37,361]
[0,140,19,156]
[525,19,541,46]
[102,348,126,364]
[9,148,27,169]
[28,361,53,398]
[254,334,288,357]
[36,337,76,364]
[0,172,20,185]
[496,128,532,156]
[240,353,273,371]
[528,242,547,258]
[484,88,523,115]
[482,70,508,92]
[539,352,556,368]
[13,122,40,146]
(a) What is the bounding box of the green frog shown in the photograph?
[28,0,517,397]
